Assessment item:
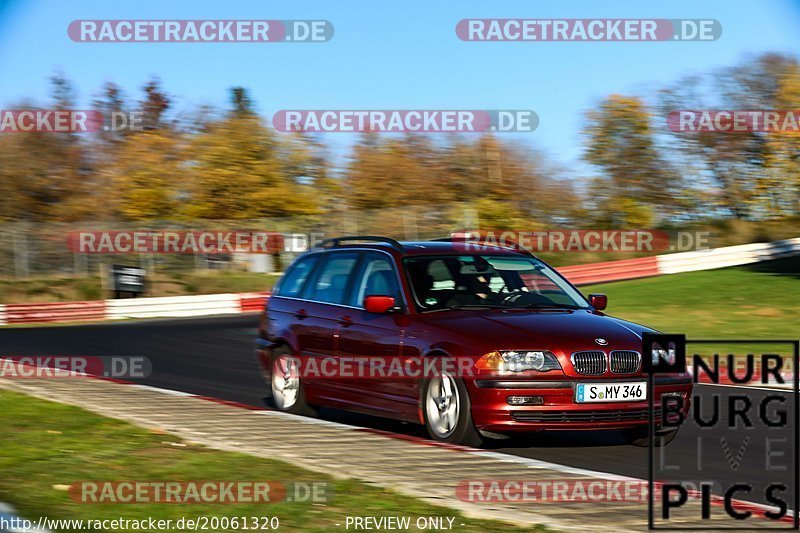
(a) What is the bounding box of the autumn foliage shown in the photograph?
[1,53,799,231]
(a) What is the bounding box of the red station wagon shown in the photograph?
[256,236,691,447]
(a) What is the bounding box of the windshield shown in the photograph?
[404,255,590,312]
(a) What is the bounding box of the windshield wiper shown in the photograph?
[425,303,506,313]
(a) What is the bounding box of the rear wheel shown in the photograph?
[269,346,317,416]
[622,426,679,447]
[422,372,484,447]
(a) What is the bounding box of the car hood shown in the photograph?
[420,309,655,356]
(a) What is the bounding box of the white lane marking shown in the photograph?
[129,384,195,397]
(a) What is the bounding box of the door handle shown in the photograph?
[338,315,353,327]
[295,308,308,319]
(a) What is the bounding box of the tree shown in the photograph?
[659,53,800,219]
[345,133,575,234]
[105,129,185,220]
[762,59,800,217]
[182,88,319,220]
[0,73,92,221]
[86,79,185,221]
[141,78,170,130]
[584,95,681,226]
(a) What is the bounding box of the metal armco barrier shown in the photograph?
[106,293,241,320]
[239,292,270,313]
[558,256,659,285]
[4,300,106,324]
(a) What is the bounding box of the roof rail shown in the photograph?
[433,234,533,256]
[319,236,404,251]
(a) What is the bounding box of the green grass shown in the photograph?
[582,256,800,339]
[0,390,545,532]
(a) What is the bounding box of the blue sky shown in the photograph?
[0,0,799,175]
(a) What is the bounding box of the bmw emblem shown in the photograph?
[595,338,608,346]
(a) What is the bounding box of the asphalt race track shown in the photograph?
[1,315,796,513]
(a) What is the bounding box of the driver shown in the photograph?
[446,273,496,307]
[471,274,492,300]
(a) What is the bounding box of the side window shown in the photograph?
[275,255,319,297]
[309,253,359,305]
[352,255,401,307]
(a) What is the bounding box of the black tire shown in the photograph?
[421,372,484,447]
[268,346,318,417]
[622,426,679,447]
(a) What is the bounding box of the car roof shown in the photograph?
[316,240,528,257]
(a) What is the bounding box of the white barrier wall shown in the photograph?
[656,242,764,275]
[758,237,800,260]
[106,293,241,319]
[0,304,6,326]
[657,238,800,275]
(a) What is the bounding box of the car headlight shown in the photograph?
[475,350,562,373]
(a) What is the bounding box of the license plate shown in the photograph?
[575,381,647,403]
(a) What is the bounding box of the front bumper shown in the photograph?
[468,376,692,432]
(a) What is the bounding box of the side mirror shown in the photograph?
[588,293,607,311]
[364,295,396,314]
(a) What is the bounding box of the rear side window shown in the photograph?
[309,253,360,305]
[350,254,401,307]
[275,255,319,297]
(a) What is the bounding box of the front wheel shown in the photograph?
[269,346,318,416]
[621,426,679,447]
[422,373,484,447]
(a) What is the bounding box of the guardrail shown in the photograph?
[559,237,800,285]
[657,237,800,275]
[0,293,270,326]
[240,292,270,313]
[4,300,106,324]
[558,256,659,285]
[106,293,241,320]
[0,237,797,326]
